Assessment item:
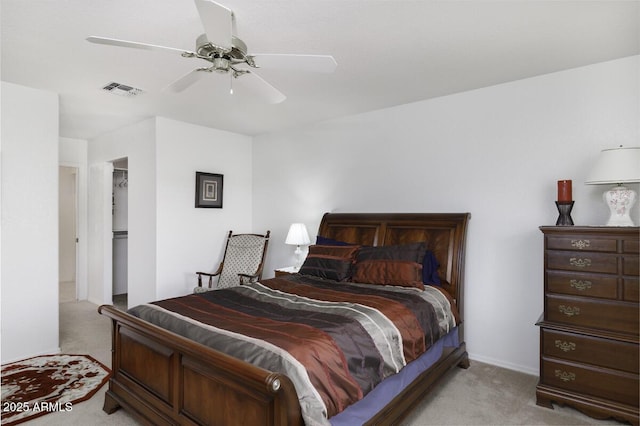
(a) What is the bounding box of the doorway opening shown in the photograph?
[59,166,78,302]
[112,158,128,310]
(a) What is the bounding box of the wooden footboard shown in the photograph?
[99,305,303,426]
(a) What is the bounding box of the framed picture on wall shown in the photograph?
[195,172,223,208]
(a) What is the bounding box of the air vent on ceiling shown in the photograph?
[102,82,144,97]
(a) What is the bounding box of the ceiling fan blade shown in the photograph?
[165,69,209,92]
[87,36,196,56]
[251,54,337,73]
[194,0,233,51]
[235,71,286,104]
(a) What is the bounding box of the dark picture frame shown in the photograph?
[195,172,223,208]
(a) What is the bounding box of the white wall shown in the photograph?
[87,117,253,305]
[252,56,640,375]
[155,118,253,299]
[1,82,60,362]
[89,118,157,308]
[59,137,88,300]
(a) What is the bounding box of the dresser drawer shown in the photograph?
[624,238,639,254]
[546,271,617,299]
[624,255,639,276]
[541,329,639,373]
[625,277,639,302]
[546,294,639,335]
[546,236,617,252]
[541,357,639,407]
[546,251,618,274]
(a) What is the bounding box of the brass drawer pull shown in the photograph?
[571,239,590,250]
[554,340,576,352]
[569,279,592,291]
[558,305,580,316]
[569,258,591,268]
[555,369,576,382]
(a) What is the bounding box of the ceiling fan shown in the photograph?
[87,0,337,104]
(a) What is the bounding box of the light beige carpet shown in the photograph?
[401,360,623,425]
[23,300,626,425]
[59,281,76,304]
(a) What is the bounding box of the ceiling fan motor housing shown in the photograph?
[196,33,249,73]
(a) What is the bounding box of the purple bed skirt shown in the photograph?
[330,327,460,425]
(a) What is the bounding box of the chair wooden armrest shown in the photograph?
[238,256,268,285]
[196,263,223,289]
[240,255,268,284]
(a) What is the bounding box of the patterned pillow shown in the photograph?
[299,245,359,281]
[353,243,427,289]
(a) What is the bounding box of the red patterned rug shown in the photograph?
[1,354,111,425]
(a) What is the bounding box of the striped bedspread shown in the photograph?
[128,275,457,426]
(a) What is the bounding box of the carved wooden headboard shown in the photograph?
[317,212,471,318]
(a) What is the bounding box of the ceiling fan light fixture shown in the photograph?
[212,56,230,72]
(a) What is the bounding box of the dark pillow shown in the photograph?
[356,242,426,262]
[352,243,427,289]
[422,250,441,286]
[353,260,424,289]
[315,235,353,246]
[299,245,359,281]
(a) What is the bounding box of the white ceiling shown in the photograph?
[2,1,638,140]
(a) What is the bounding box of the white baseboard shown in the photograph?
[468,352,539,376]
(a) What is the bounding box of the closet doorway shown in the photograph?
[112,158,128,310]
[59,166,78,302]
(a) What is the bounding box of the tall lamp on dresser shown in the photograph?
[536,146,640,425]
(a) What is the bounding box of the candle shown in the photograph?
[557,180,572,202]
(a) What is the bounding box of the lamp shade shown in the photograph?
[285,223,310,246]
[585,146,640,185]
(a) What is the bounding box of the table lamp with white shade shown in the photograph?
[585,146,640,226]
[285,223,310,271]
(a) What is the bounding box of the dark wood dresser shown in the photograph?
[537,226,639,425]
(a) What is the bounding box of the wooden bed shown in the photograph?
[99,212,470,425]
